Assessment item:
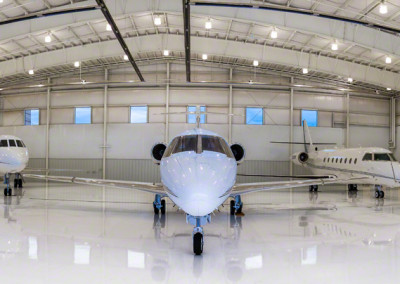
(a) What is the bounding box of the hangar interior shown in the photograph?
[0,0,400,283]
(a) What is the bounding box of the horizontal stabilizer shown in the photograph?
[270,141,336,145]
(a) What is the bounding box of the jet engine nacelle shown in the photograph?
[230,144,245,164]
[151,143,167,164]
[292,152,309,165]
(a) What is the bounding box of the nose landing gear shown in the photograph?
[187,215,210,255]
[309,185,318,192]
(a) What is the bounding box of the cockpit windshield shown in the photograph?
[163,135,233,158]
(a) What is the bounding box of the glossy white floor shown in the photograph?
[1,182,400,283]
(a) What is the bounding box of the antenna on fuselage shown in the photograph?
[195,106,201,128]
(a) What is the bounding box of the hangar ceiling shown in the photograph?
[0,0,399,96]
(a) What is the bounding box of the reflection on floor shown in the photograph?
[1,182,400,283]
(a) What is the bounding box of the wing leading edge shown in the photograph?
[24,174,165,196]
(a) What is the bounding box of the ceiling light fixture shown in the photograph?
[28,69,34,75]
[302,68,308,74]
[205,19,212,30]
[379,1,388,14]
[331,42,338,51]
[163,50,169,56]
[202,54,208,60]
[270,29,278,39]
[123,54,129,61]
[347,77,353,83]
[44,35,51,43]
[253,60,259,67]
[106,23,112,31]
[74,61,80,68]
[385,56,392,64]
[154,16,162,26]
[387,87,392,91]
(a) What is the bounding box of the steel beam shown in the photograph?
[95,0,145,82]
[183,0,191,82]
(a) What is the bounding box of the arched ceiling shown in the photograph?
[0,0,399,95]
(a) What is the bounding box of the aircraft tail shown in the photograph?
[303,120,314,152]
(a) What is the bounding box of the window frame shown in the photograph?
[74,106,92,124]
[301,109,318,127]
[245,107,264,125]
[187,105,206,124]
[129,105,149,124]
[24,108,40,126]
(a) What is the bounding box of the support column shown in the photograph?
[165,62,170,143]
[45,77,51,171]
[102,69,108,179]
[228,68,233,144]
[289,77,294,176]
[390,97,396,149]
[346,93,350,148]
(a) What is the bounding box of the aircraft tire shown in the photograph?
[160,199,166,215]
[153,203,159,215]
[230,200,235,215]
[375,191,380,199]
[193,233,203,255]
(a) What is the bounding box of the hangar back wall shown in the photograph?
[0,63,394,184]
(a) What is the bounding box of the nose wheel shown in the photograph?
[309,185,318,192]
[193,225,204,255]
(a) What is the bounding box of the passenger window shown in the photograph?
[354,158,357,164]
[8,140,16,147]
[323,158,326,162]
[349,158,352,164]
[335,158,338,163]
[362,153,372,161]
[374,153,391,161]
[16,140,24,147]
[0,140,7,147]
[344,158,347,163]
[340,158,343,163]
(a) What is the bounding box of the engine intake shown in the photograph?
[297,152,309,163]
[230,144,245,164]
[151,143,167,164]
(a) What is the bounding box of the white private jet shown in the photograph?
[243,121,400,199]
[0,135,29,195]
[24,115,358,255]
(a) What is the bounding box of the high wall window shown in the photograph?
[246,107,263,125]
[130,106,148,123]
[301,110,318,127]
[75,107,91,124]
[24,109,39,125]
[188,106,206,124]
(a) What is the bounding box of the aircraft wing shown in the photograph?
[23,174,166,195]
[230,176,368,197]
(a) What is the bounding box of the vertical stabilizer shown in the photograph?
[303,120,314,152]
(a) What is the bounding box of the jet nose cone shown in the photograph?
[161,151,237,216]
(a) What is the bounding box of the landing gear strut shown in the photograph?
[309,185,318,192]
[230,195,243,215]
[153,194,166,215]
[374,185,384,199]
[3,173,11,196]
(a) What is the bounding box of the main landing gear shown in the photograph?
[230,195,243,215]
[309,185,318,192]
[187,215,210,255]
[153,194,166,215]
[14,173,23,189]
[348,184,358,192]
[374,185,385,199]
[3,173,12,196]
